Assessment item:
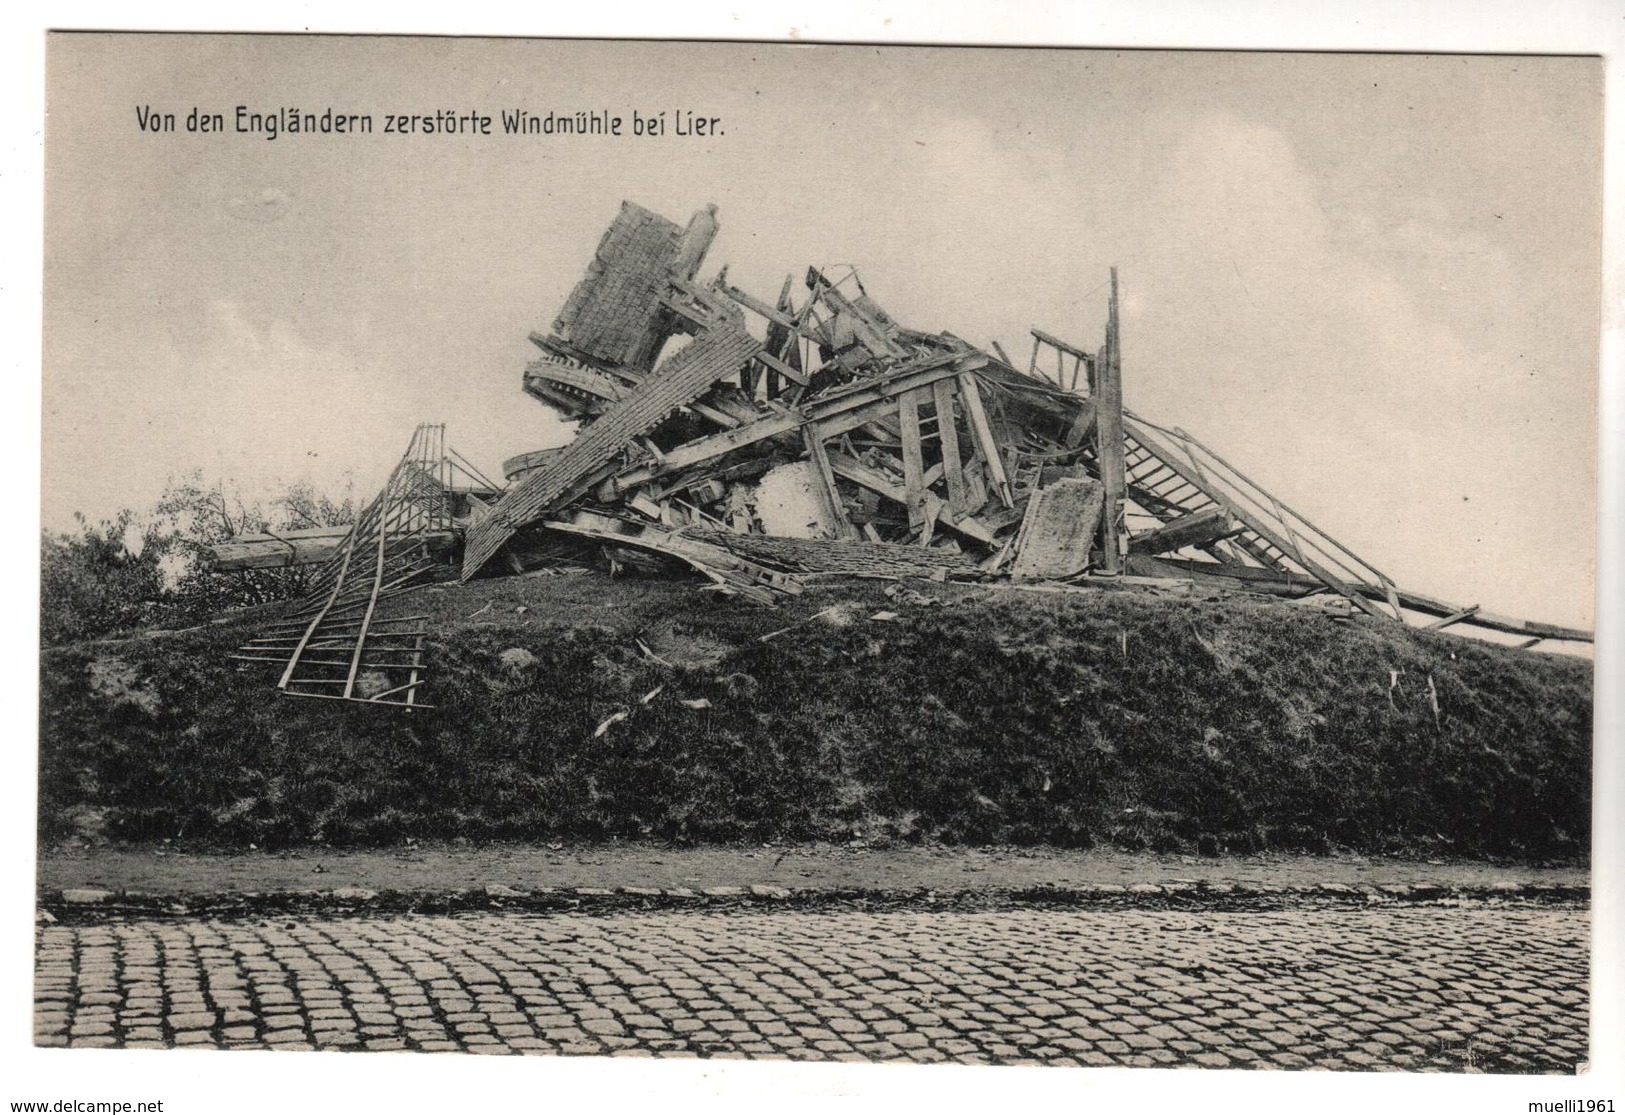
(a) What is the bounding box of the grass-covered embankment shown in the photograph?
[39,573,1592,860]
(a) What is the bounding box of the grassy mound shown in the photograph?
[38,573,1592,860]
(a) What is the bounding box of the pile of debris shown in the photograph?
[222,200,1592,707]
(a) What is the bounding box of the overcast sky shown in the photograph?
[42,36,1602,628]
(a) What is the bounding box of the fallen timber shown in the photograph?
[224,200,1591,707]
[209,524,461,573]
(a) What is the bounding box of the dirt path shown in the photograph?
[37,842,1587,897]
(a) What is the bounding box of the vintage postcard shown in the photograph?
[27,28,1607,1111]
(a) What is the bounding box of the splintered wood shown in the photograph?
[227,200,1590,689]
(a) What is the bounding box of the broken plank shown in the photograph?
[1366,587,1592,643]
[898,386,929,534]
[616,411,801,489]
[1095,269,1127,574]
[544,518,800,602]
[1031,328,1093,362]
[686,400,742,429]
[751,347,810,386]
[763,273,797,360]
[715,279,814,336]
[803,426,859,540]
[1062,398,1098,450]
[1010,478,1105,579]
[1425,604,1481,631]
[805,270,908,358]
[1127,508,1244,556]
[957,372,1014,508]
[628,492,664,521]
[933,377,969,512]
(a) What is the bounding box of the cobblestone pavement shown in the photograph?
[35,905,1587,1072]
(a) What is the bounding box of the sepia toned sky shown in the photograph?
[42,36,1602,628]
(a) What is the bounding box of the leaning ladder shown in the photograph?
[232,424,452,708]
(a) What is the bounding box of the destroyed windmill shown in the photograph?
[223,200,1593,708]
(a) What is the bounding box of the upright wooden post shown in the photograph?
[1096,268,1126,574]
[898,387,930,537]
[933,378,969,513]
[803,425,858,540]
[958,373,1014,508]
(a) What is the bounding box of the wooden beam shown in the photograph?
[716,279,802,332]
[760,274,797,399]
[898,386,929,534]
[1369,589,1590,643]
[933,378,969,513]
[957,373,1014,508]
[803,426,858,540]
[1095,269,1127,575]
[1127,508,1244,556]
[615,412,801,489]
[1124,554,1317,597]
[1031,328,1093,363]
[752,347,810,386]
[545,517,801,603]
[208,525,347,572]
[1424,604,1481,631]
[1135,555,1311,590]
[1062,398,1098,450]
[813,398,907,442]
[686,400,742,429]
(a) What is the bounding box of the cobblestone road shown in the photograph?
[35,905,1587,1073]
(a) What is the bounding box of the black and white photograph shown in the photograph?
[14,13,1621,1113]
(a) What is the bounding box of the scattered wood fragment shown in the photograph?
[758,605,844,643]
